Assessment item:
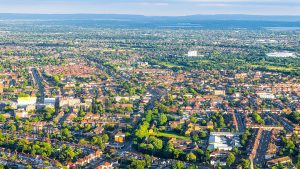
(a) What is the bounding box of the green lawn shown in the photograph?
[159,62,183,69]
[151,132,191,140]
[247,63,300,73]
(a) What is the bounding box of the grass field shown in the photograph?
[159,61,183,69]
[151,132,191,140]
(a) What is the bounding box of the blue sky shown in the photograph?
[0,0,299,16]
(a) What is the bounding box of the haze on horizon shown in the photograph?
[0,0,300,16]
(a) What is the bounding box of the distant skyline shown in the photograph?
[0,0,300,16]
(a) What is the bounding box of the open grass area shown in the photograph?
[151,132,191,140]
[159,61,183,69]
[247,63,300,73]
[265,65,298,72]
[193,60,210,64]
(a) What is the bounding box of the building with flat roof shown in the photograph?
[115,132,125,143]
[17,97,37,108]
[44,98,56,106]
[208,132,242,151]
[188,50,198,57]
[257,92,275,99]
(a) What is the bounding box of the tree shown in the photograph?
[205,150,210,162]
[102,134,109,143]
[226,153,236,167]
[173,161,184,169]
[9,124,17,132]
[18,92,29,97]
[84,124,92,132]
[201,119,207,126]
[217,115,225,128]
[241,158,250,169]
[186,152,197,162]
[149,136,163,150]
[159,114,168,125]
[145,110,153,123]
[199,131,207,139]
[129,88,136,96]
[0,115,6,123]
[139,143,154,154]
[195,149,204,157]
[79,138,89,144]
[144,155,151,168]
[158,105,168,114]
[296,160,300,169]
[61,128,72,139]
[252,112,265,125]
[41,107,55,121]
[57,145,77,162]
[187,165,197,169]
[91,136,105,150]
[3,106,13,112]
[135,122,150,140]
[232,147,239,154]
[190,116,197,124]
[129,159,146,169]
[164,141,175,157]
[227,87,236,95]
[191,134,199,142]
[174,149,184,159]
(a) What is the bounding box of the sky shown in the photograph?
[0,0,299,16]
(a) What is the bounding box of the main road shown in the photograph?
[234,111,246,132]
[31,67,45,103]
[85,56,167,111]
[146,87,167,110]
[254,130,271,167]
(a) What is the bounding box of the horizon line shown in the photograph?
[0,13,300,17]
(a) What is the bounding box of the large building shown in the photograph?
[214,90,226,96]
[17,97,37,108]
[208,132,241,151]
[59,97,81,108]
[115,132,126,143]
[188,50,198,57]
[44,98,57,107]
[257,92,275,99]
[267,52,296,58]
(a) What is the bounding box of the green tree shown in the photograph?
[241,158,250,169]
[186,152,197,162]
[190,116,197,124]
[199,131,207,139]
[226,153,236,167]
[102,134,109,143]
[0,115,6,123]
[61,128,72,139]
[164,141,175,157]
[135,122,150,140]
[159,114,168,125]
[145,110,153,123]
[173,161,184,169]
[145,155,151,168]
[149,136,163,150]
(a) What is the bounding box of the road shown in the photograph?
[254,130,271,167]
[86,56,168,111]
[146,87,167,110]
[266,112,294,132]
[234,111,246,132]
[31,67,45,103]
